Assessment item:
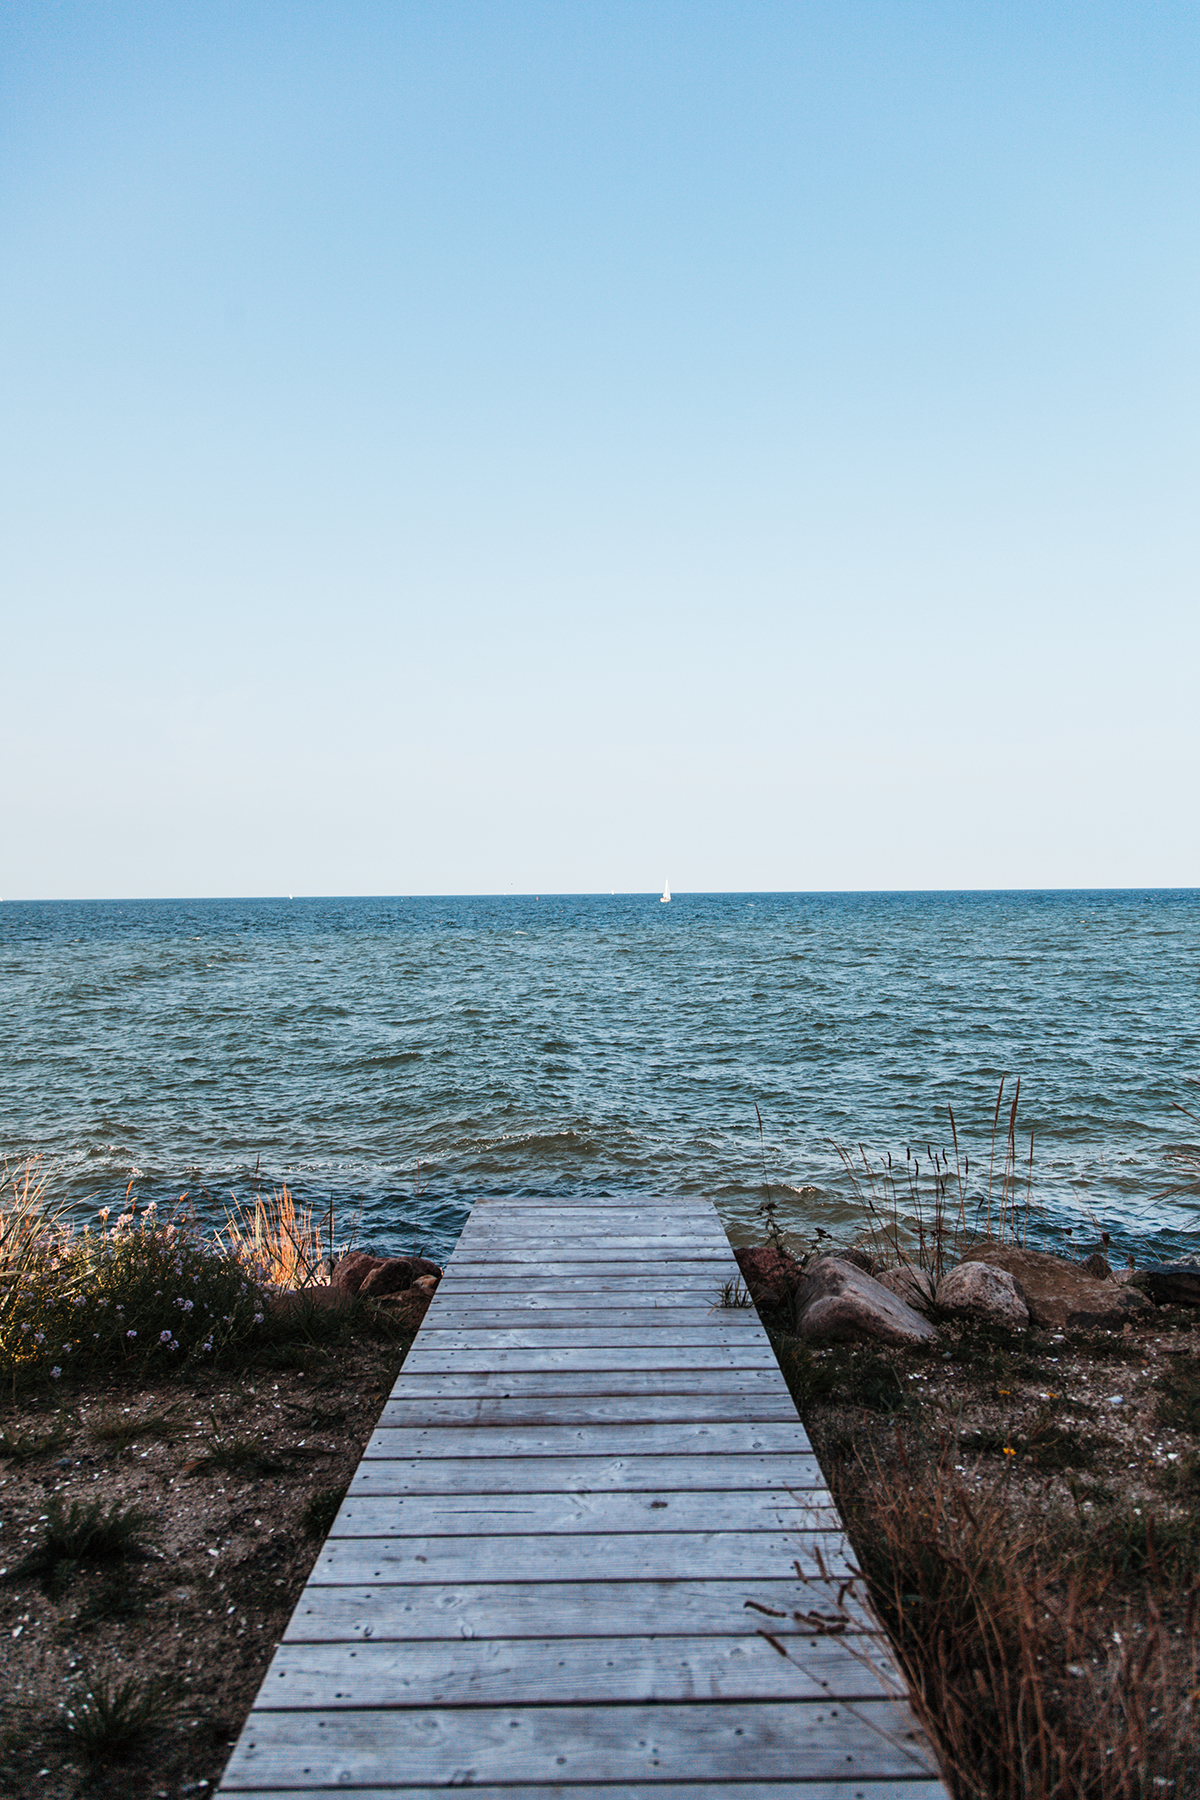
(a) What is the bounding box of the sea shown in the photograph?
[2,891,1198,1269]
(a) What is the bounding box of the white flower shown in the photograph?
[126,1329,137,1339]
[49,1367,62,1380]
[159,1330,173,1343]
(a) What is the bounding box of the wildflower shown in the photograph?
[98,1207,110,1222]
[1003,1446,1016,1457]
[253,1312,264,1326]
[61,1344,71,1353]
[159,1330,173,1344]
[97,1297,110,1308]
[49,1367,62,1380]
[33,1332,45,1346]
[126,1329,137,1339]
[72,1294,86,1307]
[200,1338,213,1354]
[20,1322,30,1334]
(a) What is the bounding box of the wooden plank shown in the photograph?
[431,1267,734,1281]
[429,1296,741,1310]
[388,1369,793,1398]
[219,1699,935,1788]
[311,1530,857,1584]
[411,1327,766,1348]
[398,1345,779,1372]
[255,1631,896,1707]
[346,1454,829,1496]
[282,1578,878,1641]
[364,1421,816,1459]
[224,1778,938,1800]
[375,1394,800,1427]
[416,1308,757,1332]
[435,1275,733,1293]
[330,1491,843,1536]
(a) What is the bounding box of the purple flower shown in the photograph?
[49,1367,62,1380]
[33,1332,45,1346]
[252,1312,264,1326]
[126,1329,137,1339]
[159,1330,173,1344]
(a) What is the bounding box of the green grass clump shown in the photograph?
[302,1484,349,1538]
[0,1418,71,1461]
[60,1671,176,1760]
[5,1497,157,1596]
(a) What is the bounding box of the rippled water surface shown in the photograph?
[2,892,1198,1265]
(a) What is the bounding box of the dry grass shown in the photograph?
[220,1185,325,1289]
[834,1080,1037,1279]
[840,1448,1199,1798]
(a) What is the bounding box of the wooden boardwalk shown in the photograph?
[219,1196,947,1798]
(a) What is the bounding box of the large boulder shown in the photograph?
[936,1261,1029,1330]
[1130,1263,1200,1308]
[733,1243,807,1307]
[792,1256,937,1346]
[959,1242,1145,1330]
[331,1251,442,1297]
[876,1264,936,1314]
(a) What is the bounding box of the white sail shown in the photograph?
[661,878,671,903]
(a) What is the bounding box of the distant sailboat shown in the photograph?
[661,878,671,904]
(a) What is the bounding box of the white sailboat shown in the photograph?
[661,877,671,904]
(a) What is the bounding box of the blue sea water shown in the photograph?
[2,891,1198,1268]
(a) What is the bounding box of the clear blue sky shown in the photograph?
[3,2,1197,897]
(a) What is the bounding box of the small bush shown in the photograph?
[1,1189,268,1384]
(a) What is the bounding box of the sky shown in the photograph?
[2,1,1197,898]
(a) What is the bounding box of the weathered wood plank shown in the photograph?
[399,1344,780,1373]
[346,1453,828,1496]
[388,1369,792,1398]
[431,1291,740,1312]
[255,1631,895,1706]
[364,1420,815,1459]
[411,1327,767,1349]
[431,1267,734,1281]
[219,1699,935,1788]
[329,1490,842,1536]
[220,1784,948,1800]
[422,1309,755,1332]
[375,1393,799,1427]
[311,1529,856,1584]
[282,1577,878,1642]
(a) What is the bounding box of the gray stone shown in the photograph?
[876,1264,936,1314]
[792,1255,937,1346]
[960,1242,1145,1329]
[1078,1252,1112,1280]
[1130,1262,1200,1308]
[936,1261,1029,1330]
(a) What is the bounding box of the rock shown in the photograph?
[733,1243,806,1307]
[1129,1263,1200,1307]
[1079,1253,1112,1280]
[833,1247,879,1276]
[960,1242,1145,1330]
[936,1261,1029,1330]
[792,1256,937,1346]
[411,1273,439,1296]
[331,1251,442,1297]
[876,1264,937,1314]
